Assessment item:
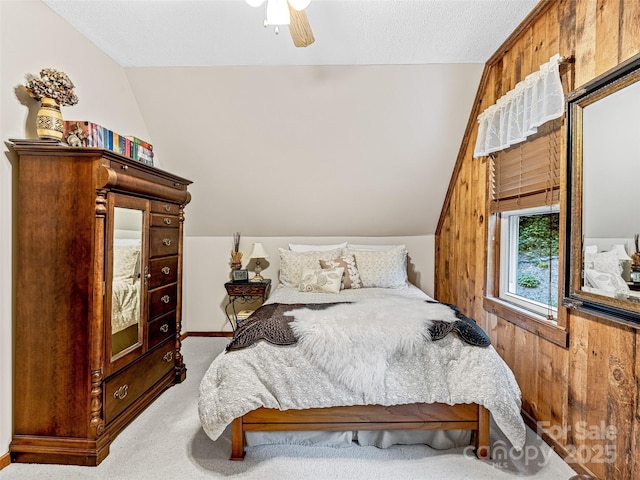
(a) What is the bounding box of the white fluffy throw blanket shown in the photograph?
[287,297,458,395]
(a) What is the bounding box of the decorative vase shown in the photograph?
[36,97,64,141]
[231,262,242,271]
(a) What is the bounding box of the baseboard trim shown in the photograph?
[185,331,233,338]
[0,451,10,470]
[521,411,595,477]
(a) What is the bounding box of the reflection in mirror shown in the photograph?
[582,80,640,295]
[566,53,640,325]
[111,207,143,357]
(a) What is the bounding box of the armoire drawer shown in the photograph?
[109,160,187,193]
[151,213,179,228]
[149,283,177,319]
[148,311,176,348]
[104,341,176,424]
[148,256,178,290]
[151,200,179,215]
[149,227,179,258]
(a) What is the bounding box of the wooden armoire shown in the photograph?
[10,142,192,465]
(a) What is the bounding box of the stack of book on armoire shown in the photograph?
[63,120,154,166]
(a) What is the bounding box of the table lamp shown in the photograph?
[248,242,269,281]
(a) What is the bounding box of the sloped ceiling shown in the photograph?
[42,0,538,237]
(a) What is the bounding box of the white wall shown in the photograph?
[183,235,434,332]
[126,64,482,239]
[0,2,9,462]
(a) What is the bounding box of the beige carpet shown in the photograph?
[0,337,577,480]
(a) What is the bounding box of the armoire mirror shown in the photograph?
[565,53,640,326]
[110,205,144,357]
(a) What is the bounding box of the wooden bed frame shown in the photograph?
[230,402,490,461]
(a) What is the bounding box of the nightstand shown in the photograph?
[224,279,271,330]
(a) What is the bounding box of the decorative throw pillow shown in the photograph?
[343,246,408,288]
[584,268,630,296]
[298,267,344,294]
[320,255,363,289]
[279,248,344,288]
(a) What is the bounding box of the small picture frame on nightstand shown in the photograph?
[231,269,249,283]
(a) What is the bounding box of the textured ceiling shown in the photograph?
[42,0,538,67]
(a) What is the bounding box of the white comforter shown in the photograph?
[198,284,526,450]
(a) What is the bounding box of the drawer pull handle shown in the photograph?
[160,323,169,333]
[161,295,171,304]
[161,266,171,275]
[163,238,172,246]
[121,165,128,171]
[163,217,172,225]
[163,351,174,362]
[163,205,171,212]
[114,385,128,400]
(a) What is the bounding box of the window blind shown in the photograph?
[490,118,561,213]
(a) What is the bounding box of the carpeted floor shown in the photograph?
[0,337,577,480]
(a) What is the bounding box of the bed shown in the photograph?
[198,244,526,460]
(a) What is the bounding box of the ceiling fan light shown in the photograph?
[288,0,311,11]
[266,0,290,25]
[245,0,265,7]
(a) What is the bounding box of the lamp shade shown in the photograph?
[248,242,269,259]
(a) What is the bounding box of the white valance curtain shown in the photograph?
[473,54,565,158]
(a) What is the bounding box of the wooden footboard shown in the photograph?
[230,402,490,461]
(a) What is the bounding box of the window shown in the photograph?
[486,119,563,330]
[499,206,559,319]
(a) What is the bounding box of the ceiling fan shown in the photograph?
[245,0,315,48]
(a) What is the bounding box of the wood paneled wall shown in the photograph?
[435,1,640,478]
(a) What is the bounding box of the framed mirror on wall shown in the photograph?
[565,52,640,326]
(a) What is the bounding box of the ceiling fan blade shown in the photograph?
[288,2,315,48]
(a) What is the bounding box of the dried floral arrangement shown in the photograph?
[231,232,243,265]
[25,68,79,106]
[633,234,640,267]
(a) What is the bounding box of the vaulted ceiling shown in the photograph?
[42,0,538,237]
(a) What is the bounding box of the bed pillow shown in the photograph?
[585,249,622,275]
[279,248,344,288]
[289,242,347,252]
[113,244,140,284]
[346,243,406,251]
[298,267,344,293]
[320,254,363,289]
[343,246,408,288]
